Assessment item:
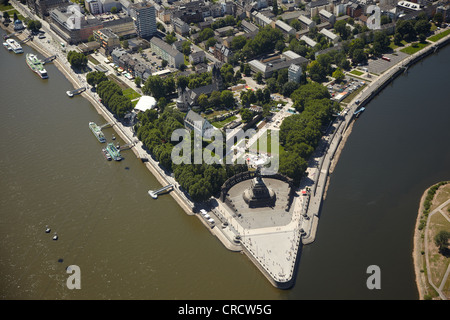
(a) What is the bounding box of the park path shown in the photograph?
[424,198,450,300]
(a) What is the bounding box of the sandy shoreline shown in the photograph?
[413,188,428,300]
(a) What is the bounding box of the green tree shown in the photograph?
[254,71,263,84]
[433,12,443,26]
[3,11,10,21]
[332,68,345,83]
[134,76,142,88]
[414,19,431,36]
[67,50,88,69]
[272,0,279,15]
[86,71,108,88]
[394,32,403,46]
[240,108,254,123]
[26,20,42,33]
[111,6,117,14]
[434,230,450,254]
[181,41,191,56]
[165,33,177,45]
[372,31,390,55]
[220,90,235,108]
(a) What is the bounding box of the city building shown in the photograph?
[396,1,423,14]
[241,19,259,33]
[172,17,190,36]
[184,110,216,140]
[176,63,223,112]
[26,0,68,18]
[248,51,308,78]
[319,9,336,26]
[134,96,157,112]
[93,28,120,54]
[149,37,184,68]
[300,35,318,48]
[252,11,273,27]
[288,64,302,83]
[102,16,136,39]
[298,15,316,30]
[189,50,206,65]
[274,20,296,36]
[319,28,339,44]
[100,0,121,13]
[85,0,102,15]
[130,2,156,38]
[50,7,103,44]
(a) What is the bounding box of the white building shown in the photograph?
[288,64,302,83]
[319,28,339,44]
[300,35,318,48]
[298,15,316,30]
[134,96,157,112]
[85,0,102,14]
[130,2,156,38]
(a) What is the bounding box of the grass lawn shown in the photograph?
[87,55,100,65]
[212,115,237,129]
[349,69,364,76]
[400,41,430,55]
[122,87,141,100]
[428,29,450,42]
[389,39,408,50]
[341,84,366,104]
[0,3,13,11]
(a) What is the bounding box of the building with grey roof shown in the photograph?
[298,15,316,30]
[248,51,308,78]
[150,37,184,68]
[241,19,259,33]
[300,35,318,48]
[319,28,339,44]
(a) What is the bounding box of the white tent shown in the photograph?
[134,96,157,112]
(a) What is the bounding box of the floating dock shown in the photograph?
[67,87,85,97]
[106,143,122,161]
[148,184,173,199]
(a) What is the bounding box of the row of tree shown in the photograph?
[279,83,339,185]
[96,80,132,118]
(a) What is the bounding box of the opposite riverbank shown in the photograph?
[413,182,450,300]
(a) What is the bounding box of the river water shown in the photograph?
[0,40,449,300]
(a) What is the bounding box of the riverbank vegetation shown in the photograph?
[279,82,339,185]
[135,108,248,202]
[415,181,450,300]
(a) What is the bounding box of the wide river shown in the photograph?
[1,40,449,300]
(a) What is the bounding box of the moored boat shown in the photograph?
[89,122,106,143]
[26,53,48,79]
[5,39,23,54]
[102,148,112,161]
[106,142,122,161]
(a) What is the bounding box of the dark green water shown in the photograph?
[1,39,449,300]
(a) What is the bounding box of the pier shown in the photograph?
[66,87,85,97]
[42,55,56,64]
[148,184,174,199]
[99,122,114,129]
[118,141,135,150]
